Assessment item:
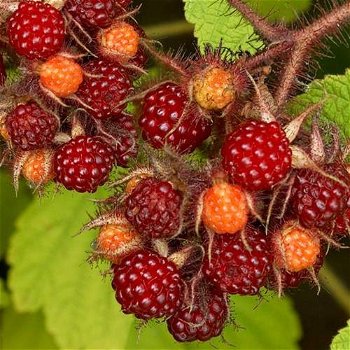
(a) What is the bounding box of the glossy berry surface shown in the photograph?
[7,1,65,60]
[99,21,140,61]
[54,135,115,193]
[139,82,212,154]
[6,101,58,151]
[222,119,292,191]
[64,0,117,29]
[112,250,183,320]
[39,55,84,98]
[202,182,248,234]
[76,60,132,119]
[167,288,228,342]
[291,163,350,229]
[125,177,182,239]
[203,228,271,295]
[273,222,320,272]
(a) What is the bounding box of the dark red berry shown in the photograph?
[139,82,212,154]
[125,177,183,239]
[112,250,184,320]
[7,1,65,60]
[222,119,292,191]
[54,135,115,193]
[64,0,117,29]
[167,288,228,342]
[203,228,271,295]
[104,113,138,167]
[5,101,58,151]
[291,163,350,229]
[0,54,6,86]
[76,60,132,119]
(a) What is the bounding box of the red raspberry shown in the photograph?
[203,228,271,295]
[107,113,138,167]
[76,60,132,119]
[112,250,184,320]
[64,0,117,29]
[332,209,350,236]
[167,288,228,342]
[291,163,350,229]
[5,101,58,151]
[0,54,6,86]
[54,135,115,193]
[139,82,212,154]
[222,119,292,191]
[125,177,183,239]
[7,1,65,60]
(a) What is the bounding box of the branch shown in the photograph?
[275,1,350,107]
[227,0,289,42]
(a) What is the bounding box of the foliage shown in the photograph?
[330,320,350,350]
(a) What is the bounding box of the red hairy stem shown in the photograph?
[275,1,350,107]
[227,0,289,41]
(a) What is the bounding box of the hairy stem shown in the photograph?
[275,1,350,107]
[227,0,289,41]
[319,263,350,316]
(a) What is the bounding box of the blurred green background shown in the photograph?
[1,0,350,349]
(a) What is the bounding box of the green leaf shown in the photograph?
[331,319,350,350]
[9,190,300,349]
[184,0,261,54]
[0,305,58,349]
[289,69,350,137]
[0,170,32,259]
[183,0,311,52]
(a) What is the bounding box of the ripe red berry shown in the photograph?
[0,54,6,86]
[167,288,228,342]
[203,228,271,295]
[291,163,350,229]
[76,60,132,119]
[7,1,65,60]
[125,177,183,239]
[39,55,84,98]
[332,209,350,236]
[64,0,117,29]
[112,250,184,320]
[202,181,249,234]
[139,82,212,154]
[54,135,115,193]
[222,119,292,191]
[5,101,58,151]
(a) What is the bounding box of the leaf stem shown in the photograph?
[144,21,194,39]
[319,263,350,316]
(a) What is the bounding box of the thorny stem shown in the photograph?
[275,1,350,107]
[228,0,290,42]
[229,0,350,108]
[319,263,350,316]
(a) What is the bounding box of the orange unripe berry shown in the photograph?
[0,121,10,141]
[202,182,248,234]
[274,222,320,272]
[193,67,235,110]
[99,21,140,62]
[39,55,84,97]
[22,149,55,184]
[97,222,141,263]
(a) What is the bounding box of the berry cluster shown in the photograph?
[1,0,350,344]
